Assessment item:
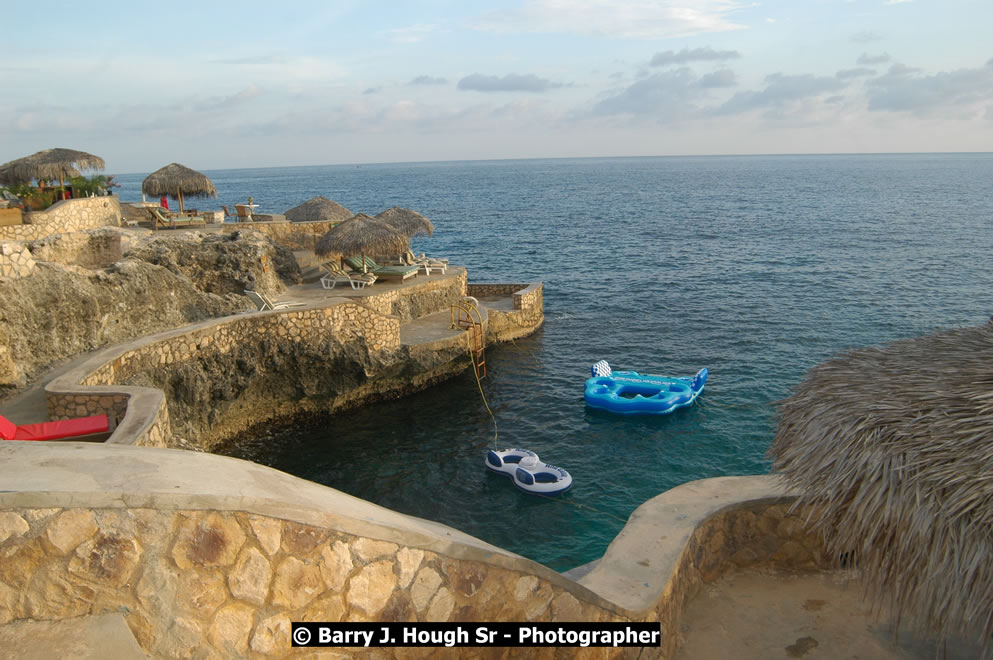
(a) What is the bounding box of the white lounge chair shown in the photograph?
[402,250,449,275]
[319,262,377,290]
[244,290,306,311]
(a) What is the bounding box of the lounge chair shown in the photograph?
[402,250,449,275]
[344,256,419,282]
[244,290,307,311]
[0,412,110,442]
[320,262,377,290]
[152,207,207,230]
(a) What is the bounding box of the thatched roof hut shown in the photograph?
[314,213,410,267]
[0,148,105,188]
[375,206,434,238]
[141,163,217,212]
[285,196,353,223]
[769,320,993,652]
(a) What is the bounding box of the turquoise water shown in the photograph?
[119,154,993,571]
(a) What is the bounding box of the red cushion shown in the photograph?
[10,414,109,441]
[0,415,16,440]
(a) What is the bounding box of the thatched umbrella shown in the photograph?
[769,321,993,652]
[285,196,353,223]
[375,206,434,238]
[314,213,410,271]
[141,163,216,213]
[0,148,105,191]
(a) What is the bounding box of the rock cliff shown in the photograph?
[0,229,301,393]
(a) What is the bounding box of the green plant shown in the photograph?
[69,173,118,197]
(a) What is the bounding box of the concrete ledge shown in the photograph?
[0,613,147,659]
[578,475,792,612]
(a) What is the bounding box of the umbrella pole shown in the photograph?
[179,191,185,213]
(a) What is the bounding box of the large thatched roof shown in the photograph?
[770,321,993,651]
[0,148,105,186]
[141,163,217,212]
[284,196,353,223]
[314,213,409,260]
[375,206,434,238]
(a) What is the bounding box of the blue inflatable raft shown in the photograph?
[584,360,708,415]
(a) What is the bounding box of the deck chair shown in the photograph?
[152,207,207,230]
[344,256,419,282]
[235,204,253,222]
[244,290,307,311]
[221,205,238,222]
[402,250,449,275]
[0,412,110,442]
[320,262,377,290]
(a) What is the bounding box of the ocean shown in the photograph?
[115,154,993,571]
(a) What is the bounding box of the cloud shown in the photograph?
[836,67,876,79]
[699,69,737,88]
[589,68,708,120]
[850,30,882,44]
[471,0,749,39]
[650,47,741,67]
[194,86,263,112]
[858,52,891,65]
[380,23,440,44]
[884,0,911,4]
[457,73,564,93]
[409,76,447,86]
[717,73,846,115]
[866,60,993,118]
[363,87,381,95]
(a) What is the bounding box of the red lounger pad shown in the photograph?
[8,414,110,441]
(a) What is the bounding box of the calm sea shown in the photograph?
[116,154,993,571]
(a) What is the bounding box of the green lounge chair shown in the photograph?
[344,256,419,282]
[152,207,207,230]
[320,262,377,290]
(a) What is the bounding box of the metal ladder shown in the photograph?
[451,297,486,379]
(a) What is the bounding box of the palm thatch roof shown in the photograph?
[0,148,105,187]
[141,163,217,212]
[314,213,410,261]
[375,206,434,238]
[769,320,993,652]
[285,196,353,223]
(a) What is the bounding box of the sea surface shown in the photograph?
[116,154,993,571]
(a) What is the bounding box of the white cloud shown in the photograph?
[650,47,740,67]
[458,73,566,93]
[472,0,749,39]
[867,60,993,118]
[380,23,440,44]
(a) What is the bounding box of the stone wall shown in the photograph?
[0,444,823,660]
[220,220,339,251]
[0,242,36,279]
[468,282,544,343]
[45,301,405,449]
[0,197,121,242]
[0,505,631,658]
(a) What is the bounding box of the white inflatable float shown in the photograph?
[485,448,573,496]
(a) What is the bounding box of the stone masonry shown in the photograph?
[0,197,121,242]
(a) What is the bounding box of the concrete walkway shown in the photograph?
[674,568,982,659]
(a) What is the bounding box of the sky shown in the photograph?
[2,0,992,173]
